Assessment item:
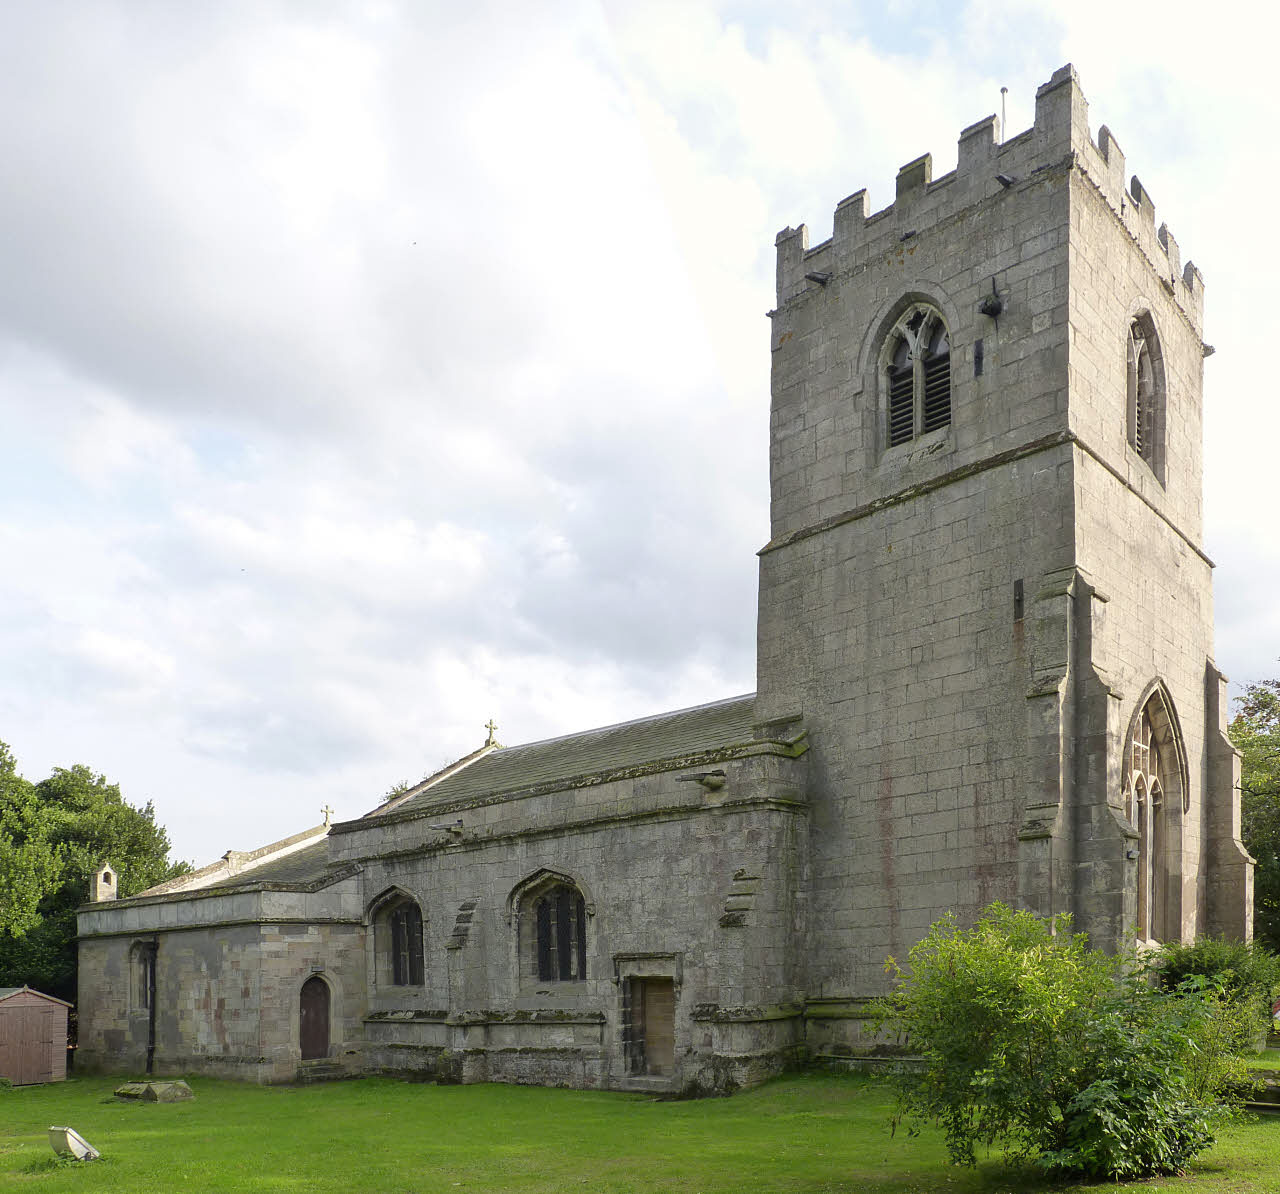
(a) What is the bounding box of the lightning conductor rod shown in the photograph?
[1000,86,1008,143]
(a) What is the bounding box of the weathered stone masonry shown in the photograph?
[77,65,1251,1089]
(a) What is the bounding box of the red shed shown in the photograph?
[0,987,72,1085]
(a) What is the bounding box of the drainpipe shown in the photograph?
[145,941,158,1075]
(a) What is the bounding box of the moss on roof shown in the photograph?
[206,839,335,890]
[384,693,758,816]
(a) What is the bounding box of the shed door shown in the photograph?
[299,977,330,1061]
[2,1003,55,1085]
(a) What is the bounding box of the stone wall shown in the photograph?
[73,64,1249,1093]
[77,880,365,1082]
[1066,149,1246,944]
[339,744,810,1092]
[757,63,1245,1060]
[759,72,1083,1001]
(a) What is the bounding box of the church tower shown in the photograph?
[756,65,1251,1019]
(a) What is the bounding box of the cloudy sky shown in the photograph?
[2,0,1275,866]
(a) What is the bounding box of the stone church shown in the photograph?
[77,65,1252,1091]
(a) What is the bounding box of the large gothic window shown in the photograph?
[1126,706,1164,941]
[1126,315,1164,481]
[884,304,951,447]
[1123,686,1185,943]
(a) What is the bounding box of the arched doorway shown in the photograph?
[299,976,330,1061]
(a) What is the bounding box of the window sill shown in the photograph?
[521,981,588,996]
[1125,444,1166,491]
[514,984,593,1012]
[877,424,955,468]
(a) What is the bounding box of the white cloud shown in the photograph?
[1,0,1275,864]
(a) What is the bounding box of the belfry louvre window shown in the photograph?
[535,885,587,982]
[884,305,951,446]
[1126,315,1164,479]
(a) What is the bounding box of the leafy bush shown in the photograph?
[1155,936,1280,1051]
[1038,978,1226,1179]
[1173,979,1264,1104]
[878,903,1231,1180]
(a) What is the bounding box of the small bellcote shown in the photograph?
[90,862,118,902]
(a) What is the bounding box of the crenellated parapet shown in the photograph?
[775,64,1203,335]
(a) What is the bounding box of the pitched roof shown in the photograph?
[204,839,335,890]
[373,693,759,818]
[133,822,331,898]
[371,741,497,817]
[0,986,73,1008]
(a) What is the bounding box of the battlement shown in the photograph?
[775,64,1204,334]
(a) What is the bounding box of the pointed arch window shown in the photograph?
[510,871,593,986]
[1126,315,1165,481]
[1124,688,1185,943]
[884,304,951,447]
[371,893,425,987]
[534,885,587,982]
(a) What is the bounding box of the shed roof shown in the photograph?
[0,986,73,1009]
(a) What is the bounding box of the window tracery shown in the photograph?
[509,871,593,986]
[884,304,951,447]
[372,893,425,987]
[533,884,587,982]
[1124,695,1176,942]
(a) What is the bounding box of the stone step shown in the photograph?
[295,1062,346,1084]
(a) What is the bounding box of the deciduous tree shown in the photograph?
[0,743,61,937]
[0,742,188,1001]
[1230,678,1280,952]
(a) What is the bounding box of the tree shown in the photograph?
[1230,677,1280,953]
[878,904,1233,1180]
[0,743,61,937]
[0,742,189,1002]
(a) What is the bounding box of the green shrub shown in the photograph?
[878,903,1229,1180]
[1167,977,1264,1103]
[1038,977,1225,1179]
[1155,937,1280,1052]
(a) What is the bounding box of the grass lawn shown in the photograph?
[2,1072,1278,1193]
[1241,1048,1280,1072]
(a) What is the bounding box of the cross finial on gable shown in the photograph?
[322,804,334,828]
[485,719,498,747]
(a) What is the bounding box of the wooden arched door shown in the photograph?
[299,977,330,1061]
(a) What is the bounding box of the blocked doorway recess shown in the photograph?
[624,977,675,1077]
